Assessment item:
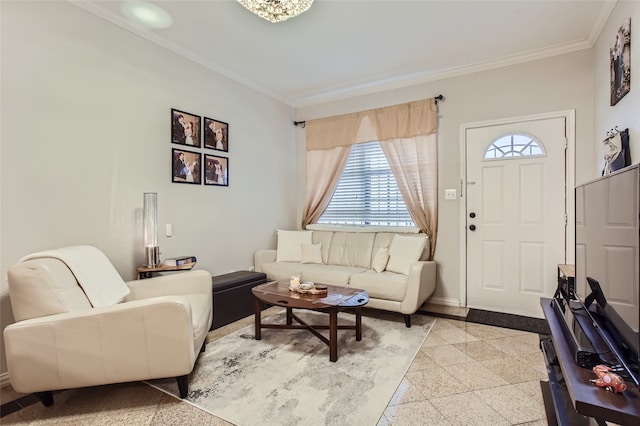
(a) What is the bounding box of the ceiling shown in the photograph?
[73,0,614,107]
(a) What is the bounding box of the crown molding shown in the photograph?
[293,38,594,108]
[587,0,617,44]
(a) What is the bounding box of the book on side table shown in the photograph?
[161,256,197,267]
[137,257,196,279]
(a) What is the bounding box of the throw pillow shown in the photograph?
[386,235,427,275]
[372,247,390,273]
[276,230,313,262]
[301,243,323,264]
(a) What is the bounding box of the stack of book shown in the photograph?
[161,255,196,267]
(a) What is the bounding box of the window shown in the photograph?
[318,141,414,226]
[484,133,545,159]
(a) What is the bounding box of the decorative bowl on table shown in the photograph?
[289,281,328,295]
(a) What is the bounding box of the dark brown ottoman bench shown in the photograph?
[211,270,267,330]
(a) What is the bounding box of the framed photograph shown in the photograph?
[203,117,229,152]
[610,18,631,106]
[172,148,202,185]
[171,108,201,148]
[204,154,229,186]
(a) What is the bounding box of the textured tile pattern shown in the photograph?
[1,311,547,425]
[379,317,547,425]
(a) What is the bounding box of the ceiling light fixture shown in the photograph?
[121,1,173,29]
[237,0,314,23]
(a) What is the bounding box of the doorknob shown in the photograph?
[469,212,476,218]
[469,224,476,231]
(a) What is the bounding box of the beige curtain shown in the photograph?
[302,146,350,229]
[380,134,438,259]
[302,97,439,258]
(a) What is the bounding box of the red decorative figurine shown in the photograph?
[590,365,627,394]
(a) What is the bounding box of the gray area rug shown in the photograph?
[148,310,435,426]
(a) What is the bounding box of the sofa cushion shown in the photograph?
[7,258,92,321]
[349,270,408,302]
[372,232,395,255]
[261,262,365,287]
[261,261,303,282]
[297,264,367,287]
[301,243,323,264]
[312,230,334,264]
[18,245,130,308]
[276,230,312,262]
[327,232,375,268]
[371,248,390,273]
[386,235,428,275]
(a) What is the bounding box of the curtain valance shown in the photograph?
[305,98,437,151]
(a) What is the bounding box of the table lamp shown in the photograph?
[143,192,159,267]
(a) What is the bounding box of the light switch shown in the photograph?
[445,189,457,200]
[166,224,173,237]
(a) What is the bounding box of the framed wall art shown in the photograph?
[204,154,229,186]
[203,117,229,152]
[171,108,201,148]
[172,148,202,185]
[610,18,631,106]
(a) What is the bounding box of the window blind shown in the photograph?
[318,141,414,226]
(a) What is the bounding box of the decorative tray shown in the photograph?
[289,284,328,295]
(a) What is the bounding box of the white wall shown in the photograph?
[296,50,595,307]
[0,1,296,375]
[592,0,640,181]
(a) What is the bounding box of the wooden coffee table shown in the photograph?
[252,281,369,362]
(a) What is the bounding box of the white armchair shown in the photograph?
[3,246,212,406]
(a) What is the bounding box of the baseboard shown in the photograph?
[1,371,11,388]
[422,296,460,307]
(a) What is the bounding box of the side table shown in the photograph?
[136,263,195,280]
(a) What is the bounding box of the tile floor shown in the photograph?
[1,307,549,425]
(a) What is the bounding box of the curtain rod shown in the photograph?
[293,94,444,127]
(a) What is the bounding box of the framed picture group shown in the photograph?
[171,108,229,186]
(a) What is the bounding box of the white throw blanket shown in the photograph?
[19,245,130,307]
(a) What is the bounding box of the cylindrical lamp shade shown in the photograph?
[143,192,160,267]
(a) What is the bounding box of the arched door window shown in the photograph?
[483,133,545,160]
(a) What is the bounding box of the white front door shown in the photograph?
[465,116,567,318]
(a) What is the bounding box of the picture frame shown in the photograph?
[203,117,229,152]
[610,18,631,106]
[204,154,229,186]
[171,108,202,148]
[172,148,202,185]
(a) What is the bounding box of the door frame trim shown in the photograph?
[458,109,576,308]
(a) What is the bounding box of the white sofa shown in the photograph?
[254,229,436,327]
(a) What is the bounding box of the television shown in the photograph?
[575,164,639,386]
